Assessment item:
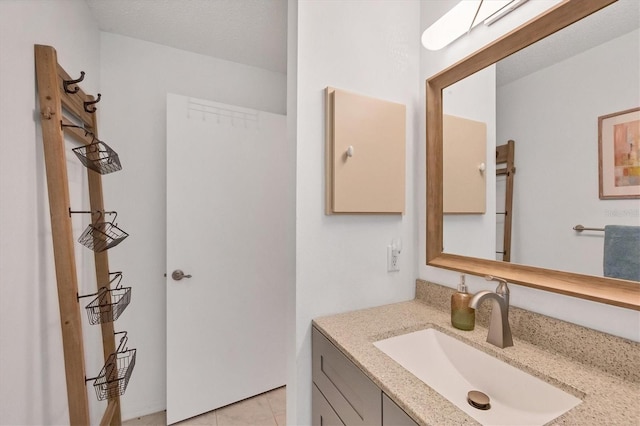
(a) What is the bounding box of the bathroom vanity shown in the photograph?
[312,280,640,425]
[312,327,418,426]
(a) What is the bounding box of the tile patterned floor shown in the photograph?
[123,386,286,426]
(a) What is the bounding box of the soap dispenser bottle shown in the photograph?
[451,274,475,330]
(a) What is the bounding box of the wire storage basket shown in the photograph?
[89,332,136,401]
[72,140,122,175]
[84,273,131,325]
[78,220,128,252]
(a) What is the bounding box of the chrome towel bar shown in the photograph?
[573,224,604,232]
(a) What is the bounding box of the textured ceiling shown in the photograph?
[497,0,640,86]
[85,0,287,74]
[85,1,637,82]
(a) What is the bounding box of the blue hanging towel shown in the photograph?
[603,225,640,281]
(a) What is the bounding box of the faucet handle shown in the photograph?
[485,275,509,295]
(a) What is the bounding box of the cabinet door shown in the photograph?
[313,384,345,426]
[382,393,419,426]
[443,114,486,214]
[325,87,406,214]
[312,327,382,426]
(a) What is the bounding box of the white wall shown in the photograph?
[291,1,421,424]
[0,1,103,424]
[285,0,299,423]
[99,32,287,419]
[498,29,640,277]
[419,1,640,342]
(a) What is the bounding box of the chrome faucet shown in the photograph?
[469,275,513,348]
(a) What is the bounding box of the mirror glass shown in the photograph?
[442,0,640,280]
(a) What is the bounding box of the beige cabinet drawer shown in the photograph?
[382,393,419,426]
[313,383,345,426]
[312,327,382,426]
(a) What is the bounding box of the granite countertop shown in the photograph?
[312,282,640,425]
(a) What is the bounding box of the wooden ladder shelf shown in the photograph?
[35,44,122,426]
[496,140,516,262]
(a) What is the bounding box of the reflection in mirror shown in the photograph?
[427,0,640,310]
[442,0,640,281]
[443,65,497,261]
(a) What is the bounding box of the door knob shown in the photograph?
[171,269,192,281]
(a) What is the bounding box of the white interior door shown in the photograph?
[166,93,288,424]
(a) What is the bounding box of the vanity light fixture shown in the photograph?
[421,0,528,51]
[484,0,529,26]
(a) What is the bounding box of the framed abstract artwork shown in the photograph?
[598,107,640,199]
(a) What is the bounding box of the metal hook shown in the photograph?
[63,71,85,94]
[77,210,116,223]
[107,210,118,225]
[114,331,128,352]
[60,122,98,143]
[76,286,108,301]
[68,209,104,219]
[109,271,124,289]
[91,210,117,224]
[84,93,101,113]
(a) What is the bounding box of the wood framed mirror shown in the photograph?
[426,0,640,311]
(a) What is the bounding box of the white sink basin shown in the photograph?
[374,328,581,426]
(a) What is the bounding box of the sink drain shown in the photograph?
[467,390,491,410]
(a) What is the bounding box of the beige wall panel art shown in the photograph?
[443,114,487,214]
[325,87,406,214]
